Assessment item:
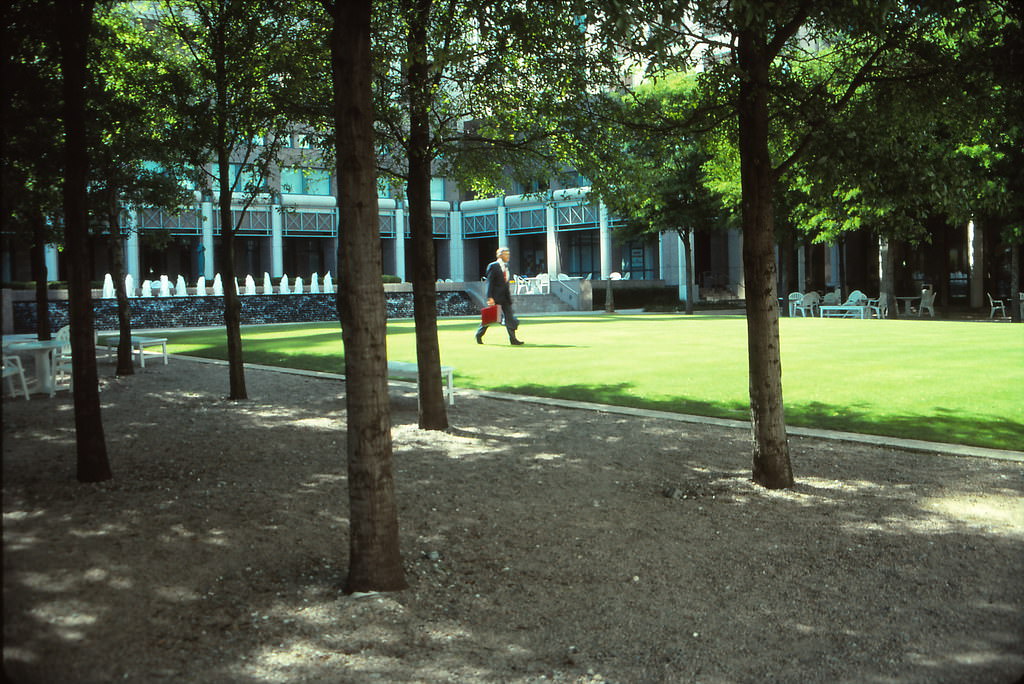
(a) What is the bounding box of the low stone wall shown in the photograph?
[7,290,477,334]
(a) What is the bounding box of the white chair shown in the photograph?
[788,292,803,317]
[988,293,1007,319]
[794,291,820,317]
[514,275,531,295]
[918,289,936,317]
[3,355,30,399]
[822,290,841,306]
[52,325,72,390]
[845,290,868,306]
[868,293,889,319]
[609,272,622,280]
[535,273,551,294]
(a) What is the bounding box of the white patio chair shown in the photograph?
[868,293,889,319]
[3,355,30,399]
[52,325,72,390]
[535,273,551,294]
[822,290,840,306]
[918,289,936,317]
[514,275,531,295]
[845,290,868,306]
[788,292,803,317]
[794,291,820,317]
[988,293,1007,319]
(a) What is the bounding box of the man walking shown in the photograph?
[475,246,524,345]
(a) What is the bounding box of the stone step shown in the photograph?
[511,293,575,313]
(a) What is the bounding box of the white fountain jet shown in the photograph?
[322,272,333,294]
[212,273,223,296]
[244,274,257,295]
[279,274,290,294]
[310,272,320,294]
[101,273,115,299]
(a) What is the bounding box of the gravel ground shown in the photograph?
[3,356,1023,684]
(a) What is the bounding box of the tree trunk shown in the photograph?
[30,208,52,341]
[217,181,247,399]
[106,197,134,375]
[213,25,246,400]
[406,0,448,430]
[330,0,407,593]
[737,27,793,489]
[58,0,111,483]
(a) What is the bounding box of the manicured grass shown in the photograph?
[160,315,1024,451]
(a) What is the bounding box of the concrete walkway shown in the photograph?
[171,354,1024,464]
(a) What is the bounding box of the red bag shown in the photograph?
[480,305,499,325]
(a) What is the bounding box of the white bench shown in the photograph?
[387,361,455,406]
[819,305,870,319]
[101,336,169,368]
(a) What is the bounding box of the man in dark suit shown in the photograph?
[475,246,524,345]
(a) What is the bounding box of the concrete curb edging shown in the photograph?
[170,354,1024,464]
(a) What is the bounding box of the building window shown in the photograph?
[281,168,332,196]
[514,179,549,194]
[212,163,267,193]
[430,177,445,201]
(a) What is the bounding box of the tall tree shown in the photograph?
[157,0,323,399]
[3,0,65,341]
[373,0,594,428]
[57,0,112,483]
[402,0,448,429]
[568,73,733,315]
[325,0,407,592]
[587,1,981,488]
[90,6,198,375]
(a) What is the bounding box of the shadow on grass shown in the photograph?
[787,402,1024,450]
[487,381,1023,451]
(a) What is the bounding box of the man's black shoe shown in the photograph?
[475,332,484,344]
[510,339,524,346]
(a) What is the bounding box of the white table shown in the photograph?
[2,339,65,395]
[895,296,919,315]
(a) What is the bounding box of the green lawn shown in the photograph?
[159,315,1024,451]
